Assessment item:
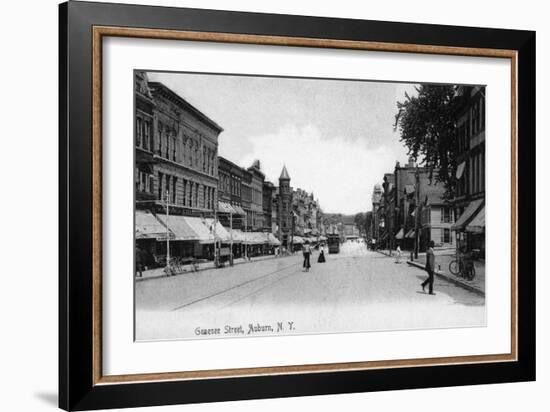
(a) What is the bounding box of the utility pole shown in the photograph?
[414,167,420,259]
[165,190,170,269]
[291,212,295,253]
[244,212,248,260]
[229,210,234,266]
[213,195,218,267]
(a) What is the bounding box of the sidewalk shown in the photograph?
[377,248,485,296]
[135,253,288,282]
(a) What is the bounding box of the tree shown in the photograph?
[354,212,367,234]
[395,85,458,198]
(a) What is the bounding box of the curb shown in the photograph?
[135,254,286,282]
[406,260,485,297]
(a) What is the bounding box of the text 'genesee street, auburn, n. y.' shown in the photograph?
[194,321,296,337]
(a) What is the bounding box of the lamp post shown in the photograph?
[213,196,219,268]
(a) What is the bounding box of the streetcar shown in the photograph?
[326,234,341,254]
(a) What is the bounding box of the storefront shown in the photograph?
[451,199,485,257]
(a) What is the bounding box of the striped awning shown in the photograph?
[243,232,268,245]
[405,229,416,239]
[135,210,174,240]
[456,161,466,179]
[395,228,405,239]
[466,206,485,233]
[155,214,203,242]
[218,201,237,214]
[267,233,281,245]
[233,205,246,216]
[452,199,484,231]
[228,229,245,243]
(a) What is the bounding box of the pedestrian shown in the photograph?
[135,246,144,278]
[421,240,436,295]
[303,241,312,272]
[395,244,402,264]
[317,248,326,263]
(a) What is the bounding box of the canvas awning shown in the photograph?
[395,228,405,239]
[155,214,202,242]
[135,210,174,240]
[218,201,237,214]
[292,236,305,244]
[243,232,268,245]
[233,205,246,216]
[267,233,281,245]
[405,229,416,239]
[466,206,485,233]
[204,218,232,243]
[456,161,466,179]
[230,229,246,243]
[452,199,484,231]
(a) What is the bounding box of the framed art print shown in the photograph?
[59,1,535,410]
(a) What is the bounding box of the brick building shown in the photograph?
[134,72,224,262]
[451,86,486,257]
[247,160,265,231]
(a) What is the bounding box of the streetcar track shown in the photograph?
[170,261,300,311]
[220,269,302,309]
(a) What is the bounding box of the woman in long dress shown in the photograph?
[317,248,326,263]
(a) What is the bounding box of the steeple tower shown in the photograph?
[279,165,290,181]
[277,165,292,247]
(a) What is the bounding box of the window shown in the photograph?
[441,207,452,223]
[156,122,162,154]
[139,171,147,192]
[182,180,187,206]
[442,228,451,243]
[143,120,151,150]
[172,177,177,204]
[157,172,163,200]
[172,136,177,161]
[165,175,171,201]
[195,184,199,208]
[472,100,480,135]
[148,175,154,193]
[136,117,142,147]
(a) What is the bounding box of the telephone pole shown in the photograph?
[414,167,420,259]
[165,190,170,268]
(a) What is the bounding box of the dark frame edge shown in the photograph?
[517,30,536,382]
[59,1,69,410]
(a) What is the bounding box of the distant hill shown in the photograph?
[323,213,356,225]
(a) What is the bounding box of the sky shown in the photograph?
[148,71,418,214]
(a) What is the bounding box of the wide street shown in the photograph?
[136,241,485,341]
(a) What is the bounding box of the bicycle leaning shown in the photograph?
[448,252,476,280]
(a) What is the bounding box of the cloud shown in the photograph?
[237,124,405,214]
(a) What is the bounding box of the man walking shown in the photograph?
[302,241,312,272]
[421,240,435,295]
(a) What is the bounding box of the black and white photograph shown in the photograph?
[134,71,486,341]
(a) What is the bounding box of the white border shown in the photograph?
[102,37,511,376]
